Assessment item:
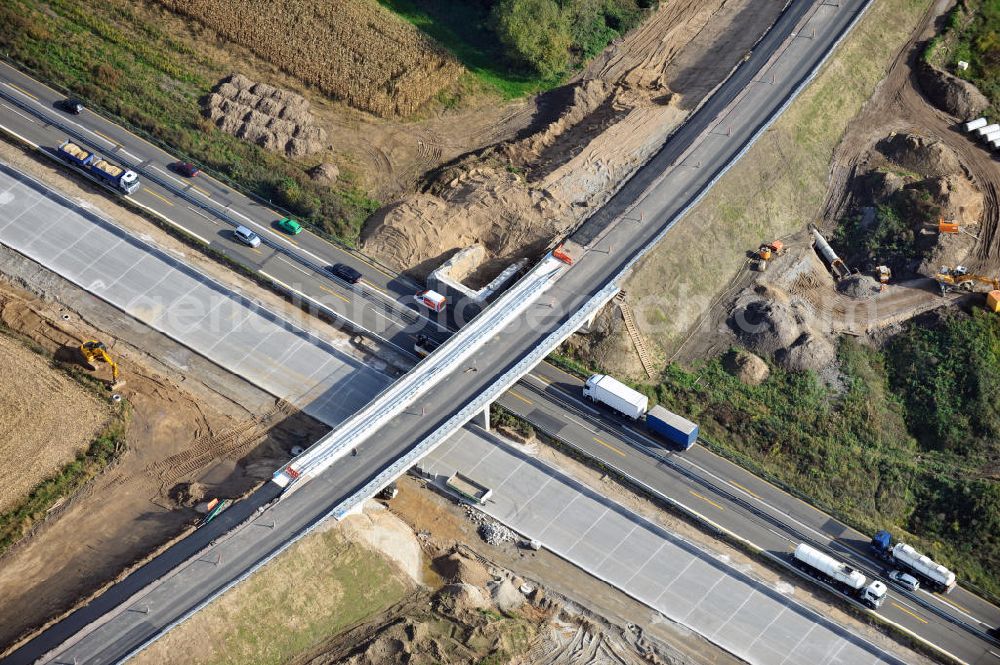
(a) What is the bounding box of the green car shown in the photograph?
[277,217,303,235]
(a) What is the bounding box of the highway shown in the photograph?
[2,0,997,663]
[495,362,1000,665]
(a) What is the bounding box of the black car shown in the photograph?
[59,98,85,114]
[327,263,361,284]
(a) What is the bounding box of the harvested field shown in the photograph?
[0,334,109,513]
[157,0,463,117]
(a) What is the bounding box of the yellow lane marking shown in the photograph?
[891,602,928,625]
[93,129,114,143]
[689,491,724,511]
[507,390,532,406]
[7,82,37,100]
[730,480,762,500]
[145,190,174,207]
[935,596,971,615]
[360,279,387,295]
[530,373,551,384]
[317,284,349,303]
[283,237,299,246]
[593,437,625,457]
[189,184,210,197]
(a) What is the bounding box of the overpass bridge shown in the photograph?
[2,1,887,663]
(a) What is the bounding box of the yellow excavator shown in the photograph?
[79,340,124,390]
[933,266,1000,296]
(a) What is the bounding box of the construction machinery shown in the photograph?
[79,340,124,389]
[752,240,785,271]
[875,265,891,290]
[933,266,999,296]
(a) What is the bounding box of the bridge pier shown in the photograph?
[475,402,491,431]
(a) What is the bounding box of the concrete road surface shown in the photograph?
[422,428,908,665]
[0,163,390,426]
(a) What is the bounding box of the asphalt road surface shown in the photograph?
[495,362,1000,665]
[5,1,996,663]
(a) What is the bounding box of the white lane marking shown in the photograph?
[186,206,214,222]
[366,305,403,329]
[1,102,35,123]
[151,164,186,188]
[276,254,310,276]
[126,199,211,244]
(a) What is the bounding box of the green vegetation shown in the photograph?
[557,309,1000,596]
[382,0,649,96]
[0,0,377,243]
[833,184,939,273]
[925,0,1000,111]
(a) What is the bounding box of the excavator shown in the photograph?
[79,340,124,390]
[933,266,1000,296]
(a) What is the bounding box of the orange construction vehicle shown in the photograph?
[757,240,785,262]
[933,266,1000,296]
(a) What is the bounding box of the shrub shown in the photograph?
[491,0,572,77]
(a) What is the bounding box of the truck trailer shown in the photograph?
[645,405,698,450]
[583,374,648,419]
[870,531,956,592]
[793,543,887,609]
[57,140,140,194]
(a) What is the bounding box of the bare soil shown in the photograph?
[0,332,109,513]
[361,0,787,284]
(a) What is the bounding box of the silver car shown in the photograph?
[233,225,261,248]
[888,570,920,591]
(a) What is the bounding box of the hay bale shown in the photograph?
[235,88,262,108]
[215,82,239,99]
[309,163,340,183]
[722,350,770,385]
[251,81,278,98]
[226,73,255,90]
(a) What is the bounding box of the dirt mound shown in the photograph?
[204,74,327,157]
[877,133,961,177]
[916,64,989,119]
[167,481,207,508]
[722,349,770,385]
[489,577,525,612]
[729,294,802,356]
[776,331,835,373]
[837,274,881,299]
[433,551,491,587]
[434,582,490,615]
[309,163,340,184]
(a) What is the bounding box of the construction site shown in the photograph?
[0,0,997,663]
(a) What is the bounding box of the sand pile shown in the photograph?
[204,73,327,157]
[876,133,960,178]
[489,577,525,611]
[722,349,770,385]
[837,274,881,299]
[434,551,491,587]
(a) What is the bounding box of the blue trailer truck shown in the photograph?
[58,140,141,194]
[645,405,698,450]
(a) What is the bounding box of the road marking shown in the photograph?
[145,190,174,207]
[189,183,211,197]
[891,602,928,624]
[933,595,970,615]
[530,373,551,384]
[689,490,724,511]
[5,82,37,100]
[283,237,299,246]
[360,279,388,295]
[593,437,625,457]
[507,390,532,406]
[276,255,310,276]
[126,199,210,244]
[729,480,763,500]
[317,284,349,303]
[186,206,215,222]
[1,102,35,123]
[93,129,114,143]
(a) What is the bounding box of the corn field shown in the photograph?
[157,0,464,117]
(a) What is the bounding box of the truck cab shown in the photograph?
[861,580,887,609]
[870,530,893,559]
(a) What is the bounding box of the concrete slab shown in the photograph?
[424,428,906,665]
[0,165,390,426]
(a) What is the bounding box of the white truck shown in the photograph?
[870,531,956,593]
[583,374,648,419]
[793,543,887,609]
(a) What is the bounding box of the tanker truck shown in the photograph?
[57,140,141,194]
[870,531,956,593]
[793,543,887,609]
